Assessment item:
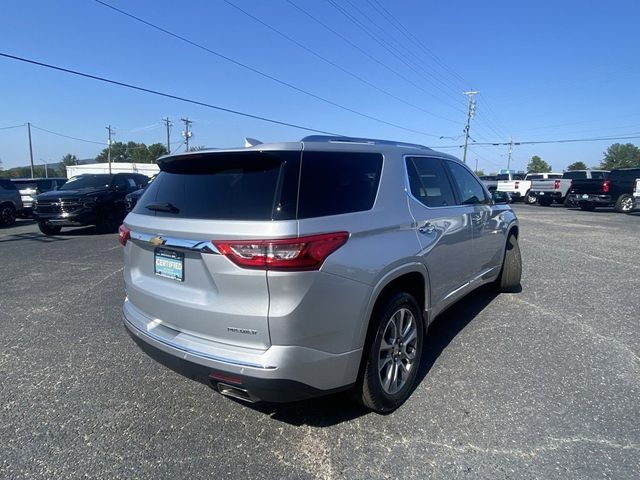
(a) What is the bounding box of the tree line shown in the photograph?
[0,141,169,178]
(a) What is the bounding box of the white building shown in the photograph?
[65,162,159,178]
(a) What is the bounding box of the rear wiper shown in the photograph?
[145,202,179,213]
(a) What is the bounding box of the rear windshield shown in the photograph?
[496,173,525,181]
[562,171,586,180]
[134,150,383,221]
[136,151,300,220]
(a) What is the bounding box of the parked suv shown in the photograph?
[34,173,149,235]
[11,177,67,217]
[121,136,521,412]
[0,179,23,226]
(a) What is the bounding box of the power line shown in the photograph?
[325,0,466,115]
[0,123,26,130]
[433,132,640,149]
[92,0,439,138]
[222,0,451,129]
[0,51,340,136]
[30,123,104,145]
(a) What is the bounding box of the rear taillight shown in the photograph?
[118,224,130,246]
[553,179,560,190]
[213,232,349,271]
[602,180,610,193]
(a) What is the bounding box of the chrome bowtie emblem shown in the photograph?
[150,236,165,246]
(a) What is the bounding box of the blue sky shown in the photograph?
[1,0,639,173]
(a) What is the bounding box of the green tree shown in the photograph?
[566,161,587,171]
[527,155,552,173]
[95,141,168,164]
[61,153,79,166]
[474,169,486,177]
[600,143,640,170]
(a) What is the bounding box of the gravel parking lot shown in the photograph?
[1,205,638,479]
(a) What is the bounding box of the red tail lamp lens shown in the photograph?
[213,232,349,271]
[118,224,131,246]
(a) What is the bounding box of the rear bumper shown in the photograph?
[565,194,612,206]
[123,298,361,402]
[531,190,561,199]
[34,209,98,226]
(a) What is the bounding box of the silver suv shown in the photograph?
[121,136,521,412]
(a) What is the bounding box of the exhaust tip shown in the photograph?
[216,382,257,403]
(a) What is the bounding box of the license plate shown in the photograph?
[582,194,589,199]
[539,192,545,196]
[154,248,184,281]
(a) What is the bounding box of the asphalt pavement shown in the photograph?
[1,205,638,479]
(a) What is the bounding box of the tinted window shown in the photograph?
[0,179,16,190]
[590,171,608,179]
[527,174,544,180]
[562,171,586,180]
[297,152,382,218]
[135,151,300,220]
[60,175,112,190]
[406,157,456,208]
[445,161,490,205]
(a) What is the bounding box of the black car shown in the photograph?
[125,174,156,212]
[34,173,149,235]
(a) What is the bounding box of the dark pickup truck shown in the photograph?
[34,173,149,235]
[566,167,640,213]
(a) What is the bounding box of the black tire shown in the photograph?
[580,204,596,211]
[497,234,522,293]
[38,221,62,235]
[0,204,16,226]
[614,194,634,213]
[356,292,424,413]
[525,191,536,204]
[538,197,553,207]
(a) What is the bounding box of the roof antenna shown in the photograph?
[244,137,263,148]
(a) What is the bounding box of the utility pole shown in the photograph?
[162,117,172,154]
[474,158,478,175]
[181,117,193,152]
[507,136,514,171]
[27,122,34,178]
[462,90,479,164]
[106,125,114,174]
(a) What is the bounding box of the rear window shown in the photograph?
[297,151,382,218]
[135,151,300,220]
[562,171,586,180]
[134,150,383,221]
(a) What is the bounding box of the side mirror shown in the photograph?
[492,191,511,204]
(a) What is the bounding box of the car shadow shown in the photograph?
[0,232,70,244]
[240,284,501,427]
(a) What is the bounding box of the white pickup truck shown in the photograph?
[497,172,562,204]
[530,170,609,206]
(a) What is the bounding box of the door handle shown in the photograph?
[418,222,435,234]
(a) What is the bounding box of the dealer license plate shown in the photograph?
[154,248,184,281]
[582,194,589,199]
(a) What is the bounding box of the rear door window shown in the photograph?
[405,156,456,208]
[134,151,300,220]
[563,171,586,180]
[297,151,383,218]
[445,161,490,205]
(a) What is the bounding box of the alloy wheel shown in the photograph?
[378,308,418,395]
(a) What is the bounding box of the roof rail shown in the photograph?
[301,135,431,151]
